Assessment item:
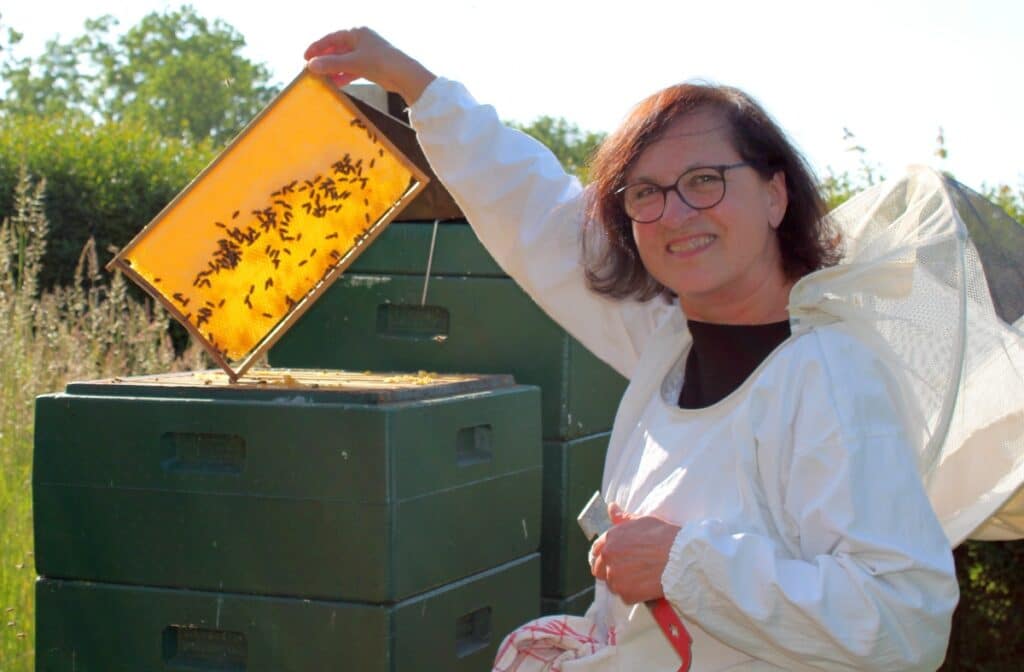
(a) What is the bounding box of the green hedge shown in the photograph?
[943,540,1024,669]
[0,114,215,288]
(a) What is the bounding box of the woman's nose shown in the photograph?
[659,188,699,227]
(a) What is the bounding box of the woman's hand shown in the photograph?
[590,503,681,605]
[304,28,436,105]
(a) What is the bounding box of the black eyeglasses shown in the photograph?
[615,162,750,223]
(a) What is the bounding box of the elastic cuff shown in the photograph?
[660,519,727,609]
[408,77,474,128]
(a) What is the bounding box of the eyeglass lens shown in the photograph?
[622,167,727,223]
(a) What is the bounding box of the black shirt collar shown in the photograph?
[678,319,792,409]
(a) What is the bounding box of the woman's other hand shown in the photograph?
[304,28,436,105]
[590,503,681,605]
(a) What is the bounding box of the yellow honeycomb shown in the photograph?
[110,70,428,377]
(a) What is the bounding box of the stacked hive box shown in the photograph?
[270,221,629,615]
[34,371,542,670]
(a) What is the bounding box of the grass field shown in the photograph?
[0,171,206,671]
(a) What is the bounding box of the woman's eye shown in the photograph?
[685,171,723,189]
[629,185,660,201]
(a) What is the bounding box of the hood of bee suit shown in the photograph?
[786,165,1024,545]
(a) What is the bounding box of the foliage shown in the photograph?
[820,168,864,212]
[0,5,279,146]
[0,6,266,287]
[0,170,208,670]
[0,113,215,287]
[509,115,606,182]
[983,182,1024,225]
[819,127,887,212]
[0,15,95,120]
[942,541,1024,670]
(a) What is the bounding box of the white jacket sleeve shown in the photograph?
[661,327,959,671]
[408,77,675,379]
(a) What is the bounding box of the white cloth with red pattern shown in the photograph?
[492,615,606,671]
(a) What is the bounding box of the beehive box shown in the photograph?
[542,586,595,618]
[271,220,628,441]
[542,433,608,599]
[34,370,541,603]
[37,554,540,671]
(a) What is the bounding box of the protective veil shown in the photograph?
[789,166,1024,544]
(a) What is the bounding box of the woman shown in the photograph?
[305,29,961,670]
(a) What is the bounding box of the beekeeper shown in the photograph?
[304,27,1023,671]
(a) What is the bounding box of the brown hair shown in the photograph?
[584,82,840,301]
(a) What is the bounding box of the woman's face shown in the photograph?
[624,108,789,321]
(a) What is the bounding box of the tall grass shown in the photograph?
[0,169,207,671]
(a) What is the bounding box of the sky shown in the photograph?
[3,0,1022,193]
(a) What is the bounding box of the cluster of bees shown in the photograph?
[160,124,397,361]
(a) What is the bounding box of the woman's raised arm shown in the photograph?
[305,29,675,378]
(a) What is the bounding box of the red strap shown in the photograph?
[646,598,693,672]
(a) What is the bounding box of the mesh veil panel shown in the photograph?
[790,167,1024,544]
[945,178,1024,325]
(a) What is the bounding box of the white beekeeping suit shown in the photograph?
[409,78,1024,670]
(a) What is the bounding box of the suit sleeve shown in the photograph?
[408,77,675,379]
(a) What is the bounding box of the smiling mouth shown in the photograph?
[667,235,716,253]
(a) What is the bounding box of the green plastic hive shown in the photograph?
[37,554,540,671]
[33,370,541,603]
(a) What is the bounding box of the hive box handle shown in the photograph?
[161,432,246,474]
[456,425,493,467]
[162,625,247,670]
[455,606,492,658]
[375,303,450,341]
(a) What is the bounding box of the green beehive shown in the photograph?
[270,221,629,441]
[542,433,608,599]
[37,554,540,671]
[34,370,541,603]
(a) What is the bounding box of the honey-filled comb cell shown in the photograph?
[107,70,429,380]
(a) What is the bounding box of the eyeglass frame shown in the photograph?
[614,161,751,224]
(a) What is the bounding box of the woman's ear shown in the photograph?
[767,171,788,230]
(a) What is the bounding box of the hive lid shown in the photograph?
[106,70,429,382]
[64,368,515,404]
